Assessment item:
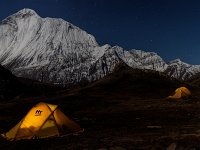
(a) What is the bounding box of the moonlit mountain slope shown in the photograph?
[0,8,199,84]
[165,59,200,80]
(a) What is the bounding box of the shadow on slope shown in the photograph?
[0,65,23,101]
[66,61,186,100]
[0,64,63,102]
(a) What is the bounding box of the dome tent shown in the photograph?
[167,87,191,99]
[1,102,83,141]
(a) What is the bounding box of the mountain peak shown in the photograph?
[17,8,38,15]
[9,8,40,19]
[174,58,182,62]
[0,8,40,25]
[169,59,186,65]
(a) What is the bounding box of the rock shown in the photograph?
[109,146,127,150]
[167,143,177,150]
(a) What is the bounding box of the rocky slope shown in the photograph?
[0,8,199,85]
[165,59,200,80]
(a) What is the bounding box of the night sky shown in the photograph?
[0,0,200,64]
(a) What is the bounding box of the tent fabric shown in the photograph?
[168,87,191,99]
[1,102,83,141]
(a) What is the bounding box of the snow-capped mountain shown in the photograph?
[165,59,200,80]
[0,8,199,85]
[0,8,100,84]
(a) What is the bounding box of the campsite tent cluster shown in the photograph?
[0,86,191,141]
[1,102,83,141]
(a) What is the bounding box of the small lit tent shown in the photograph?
[1,102,83,141]
[168,87,191,99]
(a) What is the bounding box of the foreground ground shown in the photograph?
[0,67,200,149]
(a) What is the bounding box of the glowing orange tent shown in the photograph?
[167,87,191,99]
[1,102,83,141]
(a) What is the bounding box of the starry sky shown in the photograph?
[0,0,200,64]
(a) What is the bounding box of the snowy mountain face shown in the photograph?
[0,9,100,84]
[165,59,200,80]
[0,8,199,85]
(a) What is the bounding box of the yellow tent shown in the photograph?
[167,87,191,99]
[1,102,83,141]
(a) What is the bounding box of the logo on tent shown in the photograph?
[35,110,43,116]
